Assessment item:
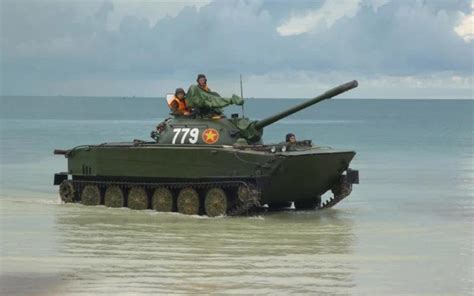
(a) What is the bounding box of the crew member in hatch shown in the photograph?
[168,88,190,116]
[286,133,296,144]
[185,74,244,116]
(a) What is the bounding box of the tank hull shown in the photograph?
[259,150,355,203]
[66,143,275,180]
[56,143,356,210]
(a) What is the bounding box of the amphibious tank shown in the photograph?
[54,80,360,216]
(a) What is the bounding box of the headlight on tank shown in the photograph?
[270,146,276,153]
[281,145,287,152]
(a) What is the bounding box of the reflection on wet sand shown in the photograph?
[53,205,355,294]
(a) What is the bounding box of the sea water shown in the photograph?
[0,96,472,295]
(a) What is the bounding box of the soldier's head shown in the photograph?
[286,133,296,143]
[196,74,207,87]
[175,88,185,100]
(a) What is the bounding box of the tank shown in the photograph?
[54,80,360,216]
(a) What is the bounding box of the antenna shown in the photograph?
[240,74,245,117]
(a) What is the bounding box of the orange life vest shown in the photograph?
[168,96,189,113]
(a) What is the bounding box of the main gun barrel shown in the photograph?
[254,80,358,130]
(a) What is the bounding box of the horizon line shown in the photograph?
[1,95,472,100]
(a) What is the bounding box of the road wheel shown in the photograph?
[237,184,251,203]
[128,187,148,210]
[59,180,75,203]
[152,187,174,212]
[205,188,227,217]
[104,185,124,208]
[177,187,200,215]
[81,185,101,206]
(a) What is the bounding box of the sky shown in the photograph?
[1,0,473,99]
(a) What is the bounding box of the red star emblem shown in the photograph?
[202,128,219,144]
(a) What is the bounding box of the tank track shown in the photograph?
[61,176,351,215]
[64,179,261,217]
[227,184,261,216]
[319,176,353,209]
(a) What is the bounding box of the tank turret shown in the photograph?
[154,80,358,145]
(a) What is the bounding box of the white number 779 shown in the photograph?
[172,128,199,144]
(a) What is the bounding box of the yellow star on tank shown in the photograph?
[202,128,219,144]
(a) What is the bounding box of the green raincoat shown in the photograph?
[186,85,244,115]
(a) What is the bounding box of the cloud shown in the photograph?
[0,0,472,98]
[454,3,474,42]
[239,71,473,99]
[104,0,211,30]
[276,0,389,36]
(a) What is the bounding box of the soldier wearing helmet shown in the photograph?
[286,133,296,144]
[168,87,190,116]
[196,74,208,91]
[186,74,244,116]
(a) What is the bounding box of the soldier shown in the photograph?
[168,88,190,116]
[186,74,244,115]
[286,133,296,144]
[197,73,209,91]
[285,133,297,151]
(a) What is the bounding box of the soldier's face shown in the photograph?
[290,136,296,143]
[198,78,207,86]
[177,93,185,100]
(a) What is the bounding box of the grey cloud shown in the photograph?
[0,0,472,96]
